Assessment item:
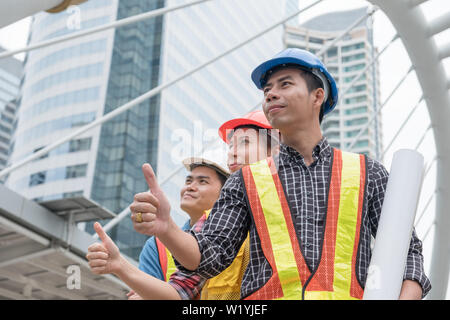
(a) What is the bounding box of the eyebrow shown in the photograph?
[264,75,294,89]
[186,175,211,180]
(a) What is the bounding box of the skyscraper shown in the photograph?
[0,47,22,177]
[285,7,383,159]
[8,0,295,259]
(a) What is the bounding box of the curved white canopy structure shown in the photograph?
[367,0,450,299]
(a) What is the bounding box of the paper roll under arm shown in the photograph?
[363,149,424,300]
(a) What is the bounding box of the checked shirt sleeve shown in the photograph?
[367,159,431,298]
[174,171,251,280]
[167,214,208,300]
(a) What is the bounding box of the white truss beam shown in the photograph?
[368,0,450,300]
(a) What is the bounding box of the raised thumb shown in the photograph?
[94,222,110,243]
[142,163,161,193]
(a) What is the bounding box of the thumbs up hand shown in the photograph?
[86,222,122,275]
[130,163,172,237]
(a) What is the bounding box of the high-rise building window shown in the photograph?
[29,171,46,186]
[344,74,366,83]
[69,138,92,153]
[346,128,368,137]
[327,48,338,57]
[0,136,9,144]
[345,95,367,104]
[345,106,368,115]
[309,37,324,44]
[322,120,340,131]
[345,118,368,126]
[342,42,365,52]
[346,84,367,94]
[344,63,366,72]
[66,164,88,179]
[342,53,365,62]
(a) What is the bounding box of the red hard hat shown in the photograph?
[218,110,273,144]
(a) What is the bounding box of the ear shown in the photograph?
[313,87,325,109]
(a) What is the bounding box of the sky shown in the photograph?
[0,0,448,298]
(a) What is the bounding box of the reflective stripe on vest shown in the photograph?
[155,238,177,282]
[242,148,366,300]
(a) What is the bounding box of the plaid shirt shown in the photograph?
[168,215,207,300]
[172,137,431,299]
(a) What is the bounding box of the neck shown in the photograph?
[280,125,323,166]
[185,209,205,227]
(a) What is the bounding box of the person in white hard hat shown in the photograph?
[128,157,228,286]
[85,157,228,299]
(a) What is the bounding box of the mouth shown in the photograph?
[266,104,285,114]
[182,193,196,199]
[228,163,242,171]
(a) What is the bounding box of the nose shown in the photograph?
[186,182,197,192]
[227,144,237,161]
[264,88,279,103]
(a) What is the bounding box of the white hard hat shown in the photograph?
[182,157,230,180]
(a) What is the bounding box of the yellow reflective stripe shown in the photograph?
[333,151,361,296]
[250,159,302,300]
[165,247,177,281]
[305,291,359,300]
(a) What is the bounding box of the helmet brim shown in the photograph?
[218,117,272,144]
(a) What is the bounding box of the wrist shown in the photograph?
[113,255,129,278]
[158,216,178,240]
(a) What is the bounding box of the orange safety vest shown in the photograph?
[155,237,177,282]
[241,148,367,300]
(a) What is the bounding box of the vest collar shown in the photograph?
[279,137,332,165]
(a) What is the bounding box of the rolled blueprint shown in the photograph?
[363,149,424,300]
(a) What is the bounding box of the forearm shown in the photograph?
[399,280,422,300]
[158,218,201,270]
[115,256,181,300]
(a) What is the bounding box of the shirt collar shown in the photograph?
[279,137,332,164]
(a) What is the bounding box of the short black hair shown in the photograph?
[263,64,325,124]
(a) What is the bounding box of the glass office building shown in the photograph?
[285,7,383,160]
[0,47,22,176]
[8,0,295,259]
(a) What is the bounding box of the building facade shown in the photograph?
[285,7,383,159]
[8,0,294,259]
[0,47,22,177]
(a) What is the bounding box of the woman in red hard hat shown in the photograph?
[219,110,280,173]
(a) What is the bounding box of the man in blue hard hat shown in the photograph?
[108,48,431,300]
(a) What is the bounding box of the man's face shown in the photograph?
[180,166,222,214]
[262,67,320,130]
[227,128,270,173]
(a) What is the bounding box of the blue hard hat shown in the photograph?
[251,48,338,115]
